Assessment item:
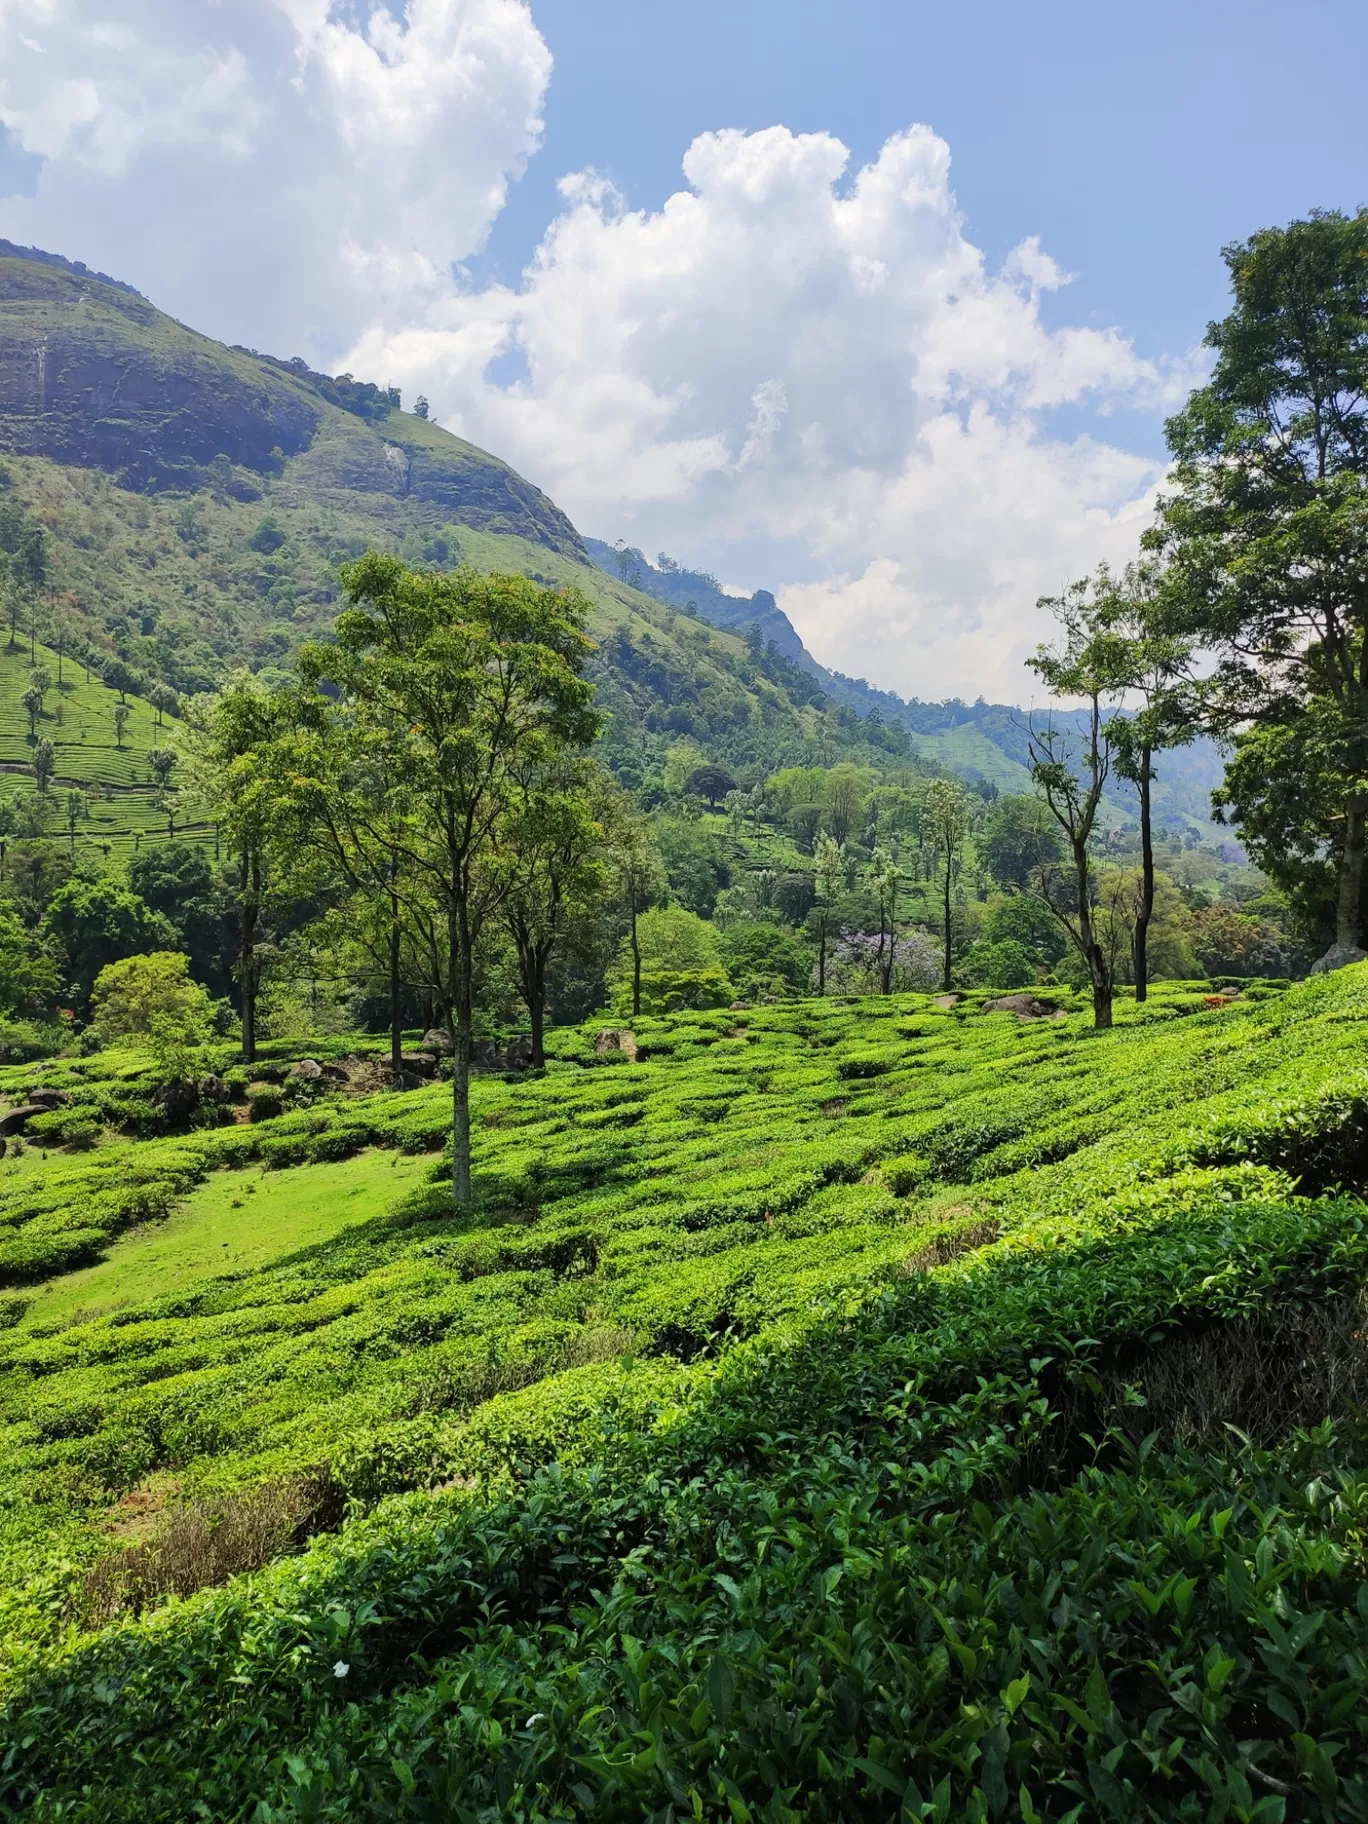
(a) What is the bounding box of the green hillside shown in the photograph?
[3,968,1368,1811]
[0,245,905,782]
[0,634,202,853]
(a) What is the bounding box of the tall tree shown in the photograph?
[611,816,666,1021]
[1027,578,1130,1029]
[501,757,610,1064]
[1083,561,1197,1002]
[812,830,845,994]
[866,844,901,994]
[924,778,970,992]
[1155,209,1368,962]
[297,556,598,1206]
[183,675,293,1063]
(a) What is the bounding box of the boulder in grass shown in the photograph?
[289,1058,325,1083]
[421,1029,454,1053]
[932,994,959,1009]
[982,993,1060,1020]
[199,1074,232,1103]
[1309,943,1368,975]
[26,1086,68,1110]
[594,1028,638,1062]
[503,1035,534,1070]
[399,1051,437,1078]
[0,1105,45,1135]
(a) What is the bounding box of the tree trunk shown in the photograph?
[1133,751,1154,1003]
[389,890,403,1081]
[239,847,259,1064]
[1336,794,1367,950]
[448,910,472,1208]
[630,901,642,1018]
[941,856,953,992]
[1073,837,1112,1030]
[528,957,546,1067]
[818,913,827,994]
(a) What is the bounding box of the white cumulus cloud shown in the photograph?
[0,0,551,358]
[0,18,1194,699]
[349,122,1192,700]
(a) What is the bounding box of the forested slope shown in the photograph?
[0,243,911,786]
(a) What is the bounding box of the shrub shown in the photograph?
[959,936,1038,989]
[90,952,212,1079]
[246,1084,283,1122]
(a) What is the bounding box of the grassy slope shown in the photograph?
[0,633,203,850]
[11,451,851,776]
[19,1148,433,1332]
[0,976,1353,1596]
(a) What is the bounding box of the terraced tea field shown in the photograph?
[0,638,206,852]
[3,970,1368,1818]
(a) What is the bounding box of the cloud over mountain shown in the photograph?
[1,11,1191,698]
[0,0,551,356]
[353,123,1189,697]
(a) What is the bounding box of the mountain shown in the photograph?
[0,240,1228,828]
[0,241,921,788]
[586,542,1230,831]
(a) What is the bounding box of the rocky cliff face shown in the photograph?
[0,242,585,559]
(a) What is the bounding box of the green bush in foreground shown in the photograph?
[3,971,1368,1815]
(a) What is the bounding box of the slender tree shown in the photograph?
[612,817,666,1021]
[183,675,294,1064]
[295,557,599,1206]
[924,778,970,992]
[30,737,55,794]
[1096,562,1196,1000]
[1027,578,1132,1029]
[812,830,845,994]
[502,756,610,1065]
[867,844,901,994]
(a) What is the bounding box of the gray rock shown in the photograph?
[155,1078,201,1122]
[399,1051,437,1077]
[199,1073,231,1102]
[982,993,1059,1020]
[503,1035,534,1069]
[1309,943,1368,976]
[26,1086,68,1109]
[0,1105,44,1135]
[594,1028,638,1061]
[289,1058,325,1082]
[422,1028,454,1053]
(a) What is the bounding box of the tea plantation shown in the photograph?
[3,969,1368,1818]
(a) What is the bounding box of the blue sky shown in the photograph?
[488,0,1368,453]
[2,0,1366,699]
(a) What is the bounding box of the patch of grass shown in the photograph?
[18,1148,433,1332]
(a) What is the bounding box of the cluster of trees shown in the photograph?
[1000,207,1368,1025]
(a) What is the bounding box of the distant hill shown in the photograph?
[587,541,1229,831]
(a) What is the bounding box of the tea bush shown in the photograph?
[5,971,1368,1814]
